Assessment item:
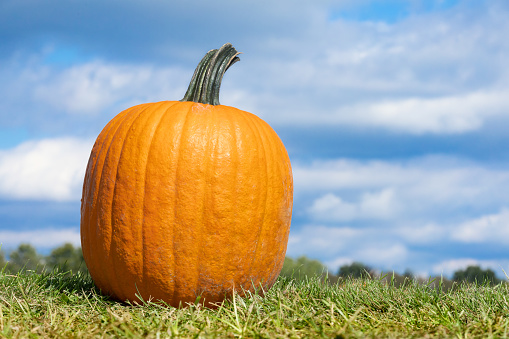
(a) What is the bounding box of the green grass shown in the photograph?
[1,269,509,338]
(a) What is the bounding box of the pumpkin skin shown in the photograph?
[80,45,293,308]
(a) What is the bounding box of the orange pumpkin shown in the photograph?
[80,43,293,308]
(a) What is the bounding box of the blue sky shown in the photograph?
[1,0,509,278]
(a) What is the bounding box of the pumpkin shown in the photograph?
[80,43,293,308]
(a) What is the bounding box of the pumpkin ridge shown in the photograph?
[243,111,270,288]
[144,100,193,303]
[140,101,178,301]
[257,115,287,287]
[109,103,158,301]
[170,102,194,305]
[81,111,126,289]
[276,136,293,282]
[229,108,260,289]
[128,100,170,300]
[227,109,241,288]
[259,120,286,285]
[166,102,193,304]
[196,105,215,301]
[88,104,146,298]
[88,108,133,184]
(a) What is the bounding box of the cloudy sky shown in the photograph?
[1,0,509,278]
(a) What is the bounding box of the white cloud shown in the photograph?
[396,223,446,244]
[294,156,509,219]
[360,189,398,218]
[288,218,509,277]
[287,224,409,272]
[294,159,412,191]
[290,157,509,276]
[355,243,408,268]
[308,189,399,222]
[2,1,508,135]
[431,258,509,277]
[0,58,191,135]
[31,61,190,116]
[239,1,509,134]
[332,90,509,134]
[451,208,509,244]
[0,228,80,250]
[0,137,93,201]
[287,225,362,258]
[308,194,357,221]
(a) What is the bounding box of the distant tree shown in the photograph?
[46,243,88,274]
[378,271,415,287]
[415,275,455,292]
[453,266,500,285]
[403,269,414,279]
[280,256,328,279]
[6,243,43,273]
[338,262,372,279]
[0,248,6,270]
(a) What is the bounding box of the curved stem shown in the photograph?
[181,43,241,105]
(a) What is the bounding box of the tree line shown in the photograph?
[1,245,504,287]
[280,256,504,288]
[0,243,87,274]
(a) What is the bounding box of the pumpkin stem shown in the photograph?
[181,43,241,105]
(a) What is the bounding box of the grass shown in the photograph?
[1,269,509,338]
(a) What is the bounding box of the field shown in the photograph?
[1,269,508,338]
